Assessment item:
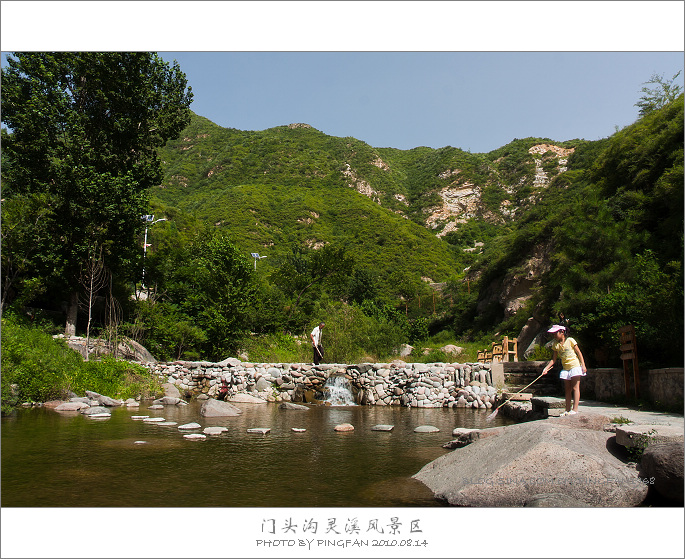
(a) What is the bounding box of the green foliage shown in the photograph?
[635,71,683,117]
[3,67,682,370]
[1,52,193,329]
[525,345,553,361]
[1,315,161,412]
[462,95,683,366]
[575,251,683,365]
[129,229,255,361]
[326,303,409,363]
[240,332,311,363]
[626,429,659,463]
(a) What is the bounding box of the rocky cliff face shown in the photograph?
[427,143,575,235]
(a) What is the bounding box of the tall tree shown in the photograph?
[1,52,193,334]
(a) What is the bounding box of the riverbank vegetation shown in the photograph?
[1,315,161,414]
[2,54,683,405]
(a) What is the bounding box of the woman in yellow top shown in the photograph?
[541,324,587,416]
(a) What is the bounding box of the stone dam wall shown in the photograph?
[146,360,497,408]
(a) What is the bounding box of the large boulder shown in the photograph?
[413,419,648,507]
[546,412,613,431]
[524,493,591,507]
[54,401,89,411]
[162,383,182,398]
[638,442,684,504]
[81,406,110,416]
[200,399,242,417]
[85,391,122,407]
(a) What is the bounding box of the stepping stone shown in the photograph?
[203,426,228,435]
[334,423,354,432]
[291,428,307,433]
[183,433,207,440]
[247,428,271,434]
[126,402,140,407]
[414,425,440,433]
[148,405,164,410]
[178,422,202,430]
[86,413,111,418]
[157,421,178,426]
[371,424,394,431]
[143,417,166,423]
[134,441,147,444]
[131,416,149,420]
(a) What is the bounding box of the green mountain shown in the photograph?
[151,95,683,366]
[152,114,579,292]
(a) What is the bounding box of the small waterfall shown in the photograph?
[323,375,356,406]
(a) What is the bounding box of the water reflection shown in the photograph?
[2,401,514,507]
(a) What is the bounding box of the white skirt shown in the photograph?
[560,366,585,380]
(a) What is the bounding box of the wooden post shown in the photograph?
[491,341,503,363]
[619,325,640,398]
[503,337,518,362]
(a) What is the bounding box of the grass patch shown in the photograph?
[1,315,162,413]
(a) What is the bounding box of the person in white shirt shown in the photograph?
[310,322,325,365]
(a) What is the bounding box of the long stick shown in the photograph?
[486,371,546,421]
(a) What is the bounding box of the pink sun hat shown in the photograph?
[547,325,566,333]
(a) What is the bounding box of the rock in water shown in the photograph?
[413,416,648,507]
[178,422,202,430]
[81,406,109,416]
[414,425,440,433]
[204,426,229,435]
[54,402,89,411]
[371,425,394,431]
[162,383,182,398]
[334,423,354,432]
[152,396,185,406]
[200,399,242,417]
[279,402,309,411]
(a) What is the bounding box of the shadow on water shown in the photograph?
[1,401,514,507]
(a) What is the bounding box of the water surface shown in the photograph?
[1,401,514,507]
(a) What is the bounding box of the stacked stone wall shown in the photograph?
[146,360,495,409]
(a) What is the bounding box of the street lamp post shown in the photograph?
[142,214,167,288]
[251,252,267,271]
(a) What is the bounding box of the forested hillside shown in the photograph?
[145,94,682,366]
[2,54,682,368]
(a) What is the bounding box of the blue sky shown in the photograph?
[158,51,683,153]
